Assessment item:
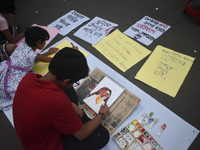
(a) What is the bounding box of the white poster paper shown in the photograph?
[48,10,90,36]
[124,16,170,46]
[83,76,125,114]
[74,16,118,44]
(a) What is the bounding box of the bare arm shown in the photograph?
[34,48,58,63]
[73,104,109,140]
[2,29,24,43]
[34,53,52,63]
[42,47,58,56]
[7,14,15,27]
[72,103,84,118]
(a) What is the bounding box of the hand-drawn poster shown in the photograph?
[15,24,59,53]
[93,29,151,72]
[48,10,90,36]
[32,40,88,75]
[74,16,118,44]
[76,68,140,134]
[83,76,125,114]
[135,45,195,97]
[124,16,171,46]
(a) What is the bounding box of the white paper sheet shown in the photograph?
[83,76,125,113]
[74,16,118,44]
[48,10,90,36]
[124,16,170,46]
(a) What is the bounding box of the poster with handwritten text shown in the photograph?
[48,10,90,36]
[135,45,195,97]
[124,16,170,46]
[33,40,88,75]
[74,16,118,44]
[93,29,151,72]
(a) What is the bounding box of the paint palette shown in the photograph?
[113,119,164,150]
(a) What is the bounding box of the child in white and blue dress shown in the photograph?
[0,26,58,111]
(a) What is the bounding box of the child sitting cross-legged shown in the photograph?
[0,26,58,111]
[0,0,25,62]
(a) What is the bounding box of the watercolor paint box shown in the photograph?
[112,119,164,150]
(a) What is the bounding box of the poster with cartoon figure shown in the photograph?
[83,76,125,114]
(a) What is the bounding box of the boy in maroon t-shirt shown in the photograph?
[13,47,110,150]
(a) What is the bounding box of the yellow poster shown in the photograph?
[32,40,88,75]
[93,29,151,72]
[135,45,195,97]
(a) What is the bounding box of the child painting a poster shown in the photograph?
[83,76,125,114]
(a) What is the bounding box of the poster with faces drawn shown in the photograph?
[74,16,118,44]
[124,16,170,46]
[48,10,90,36]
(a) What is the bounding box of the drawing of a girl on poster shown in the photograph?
[87,87,112,104]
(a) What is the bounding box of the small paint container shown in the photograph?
[126,140,144,150]
[138,125,142,130]
[156,124,166,137]
[146,134,151,139]
[123,132,135,145]
[152,140,157,146]
[135,122,141,127]
[117,132,121,136]
[138,126,145,133]
[155,144,161,149]
[116,136,128,149]
[143,131,149,136]
[143,141,153,150]
[120,127,128,134]
[132,119,138,125]
[143,131,151,139]
[149,137,154,142]
[132,129,141,138]
[157,147,164,150]
[112,132,121,140]
[138,134,147,144]
[127,123,136,132]
[112,134,118,140]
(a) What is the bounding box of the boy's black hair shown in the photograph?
[0,0,16,14]
[24,26,50,47]
[49,47,89,82]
